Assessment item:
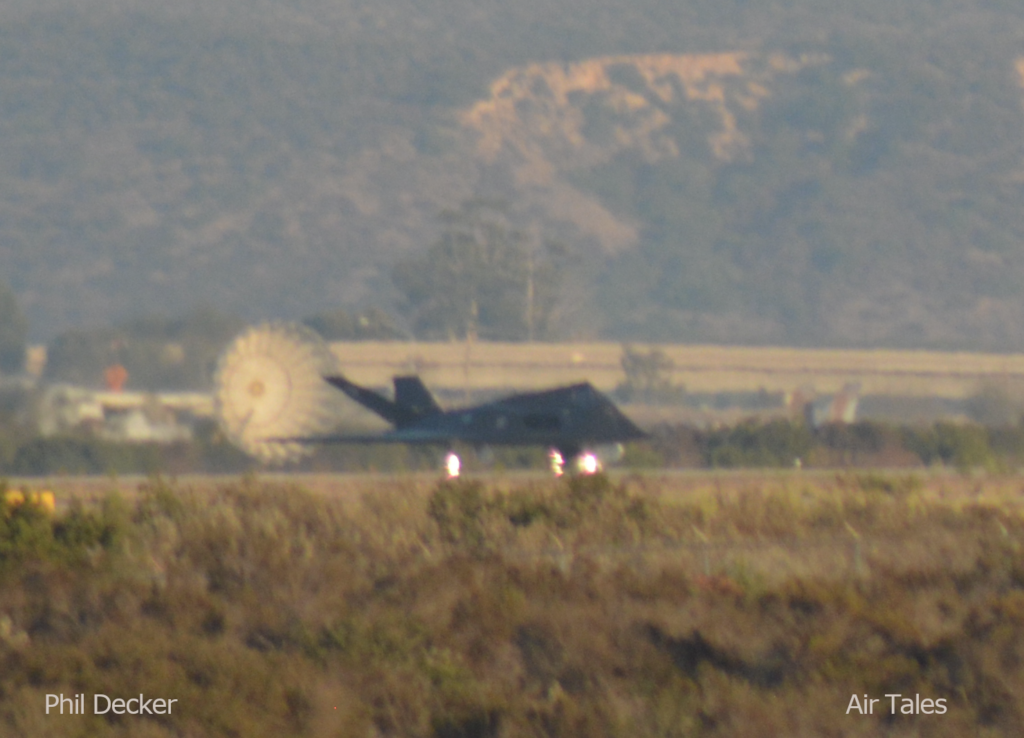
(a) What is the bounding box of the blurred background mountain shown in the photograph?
[5,0,1024,350]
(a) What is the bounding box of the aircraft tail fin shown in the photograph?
[325,374,440,429]
[393,376,441,419]
[325,375,404,426]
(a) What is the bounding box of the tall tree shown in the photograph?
[0,282,27,375]
[392,200,563,341]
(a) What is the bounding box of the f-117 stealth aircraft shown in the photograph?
[314,374,646,473]
[214,322,646,473]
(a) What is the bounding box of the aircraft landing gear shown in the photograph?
[548,449,565,476]
[444,451,461,478]
[548,448,602,476]
[577,451,601,475]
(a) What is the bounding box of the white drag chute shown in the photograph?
[214,322,343,463]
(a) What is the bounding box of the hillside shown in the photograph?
[5,1,1024,350]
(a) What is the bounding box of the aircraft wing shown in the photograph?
[266,430,454,445]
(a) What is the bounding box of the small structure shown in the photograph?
[36,385,213,443]
[804,383,861,427]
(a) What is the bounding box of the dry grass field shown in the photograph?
[2,470,1023,737]
[329,340,1024,399]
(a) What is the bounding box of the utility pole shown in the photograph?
[525,245,535,342]
[525,223,543,342]
[464,298,477,402]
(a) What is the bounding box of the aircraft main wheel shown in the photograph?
[444,451,461,478]
[577,451,602,475]
[549,448,602,476]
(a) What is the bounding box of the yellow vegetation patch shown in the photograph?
[4,489,55,514]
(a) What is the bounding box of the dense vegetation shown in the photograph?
[6,1,1024,349]
[645,419,1013,472]
[0,473,1022,736]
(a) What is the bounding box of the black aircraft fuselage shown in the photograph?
[313,374,646,461]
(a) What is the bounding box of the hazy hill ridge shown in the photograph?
[5,2,1024,351]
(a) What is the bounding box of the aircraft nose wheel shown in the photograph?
[444,451,461,478]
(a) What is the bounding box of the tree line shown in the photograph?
[644,418,1018,472]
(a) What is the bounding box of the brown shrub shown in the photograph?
[1,473,1023,736]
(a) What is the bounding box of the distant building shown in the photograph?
[36,385,213,443]
[804,383,861,427]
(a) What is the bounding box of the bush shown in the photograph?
[428,479,487,549]
[0,486,126,572]
[0,476,1023,736]
[705,419,813,468]
[903,422,995,470]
